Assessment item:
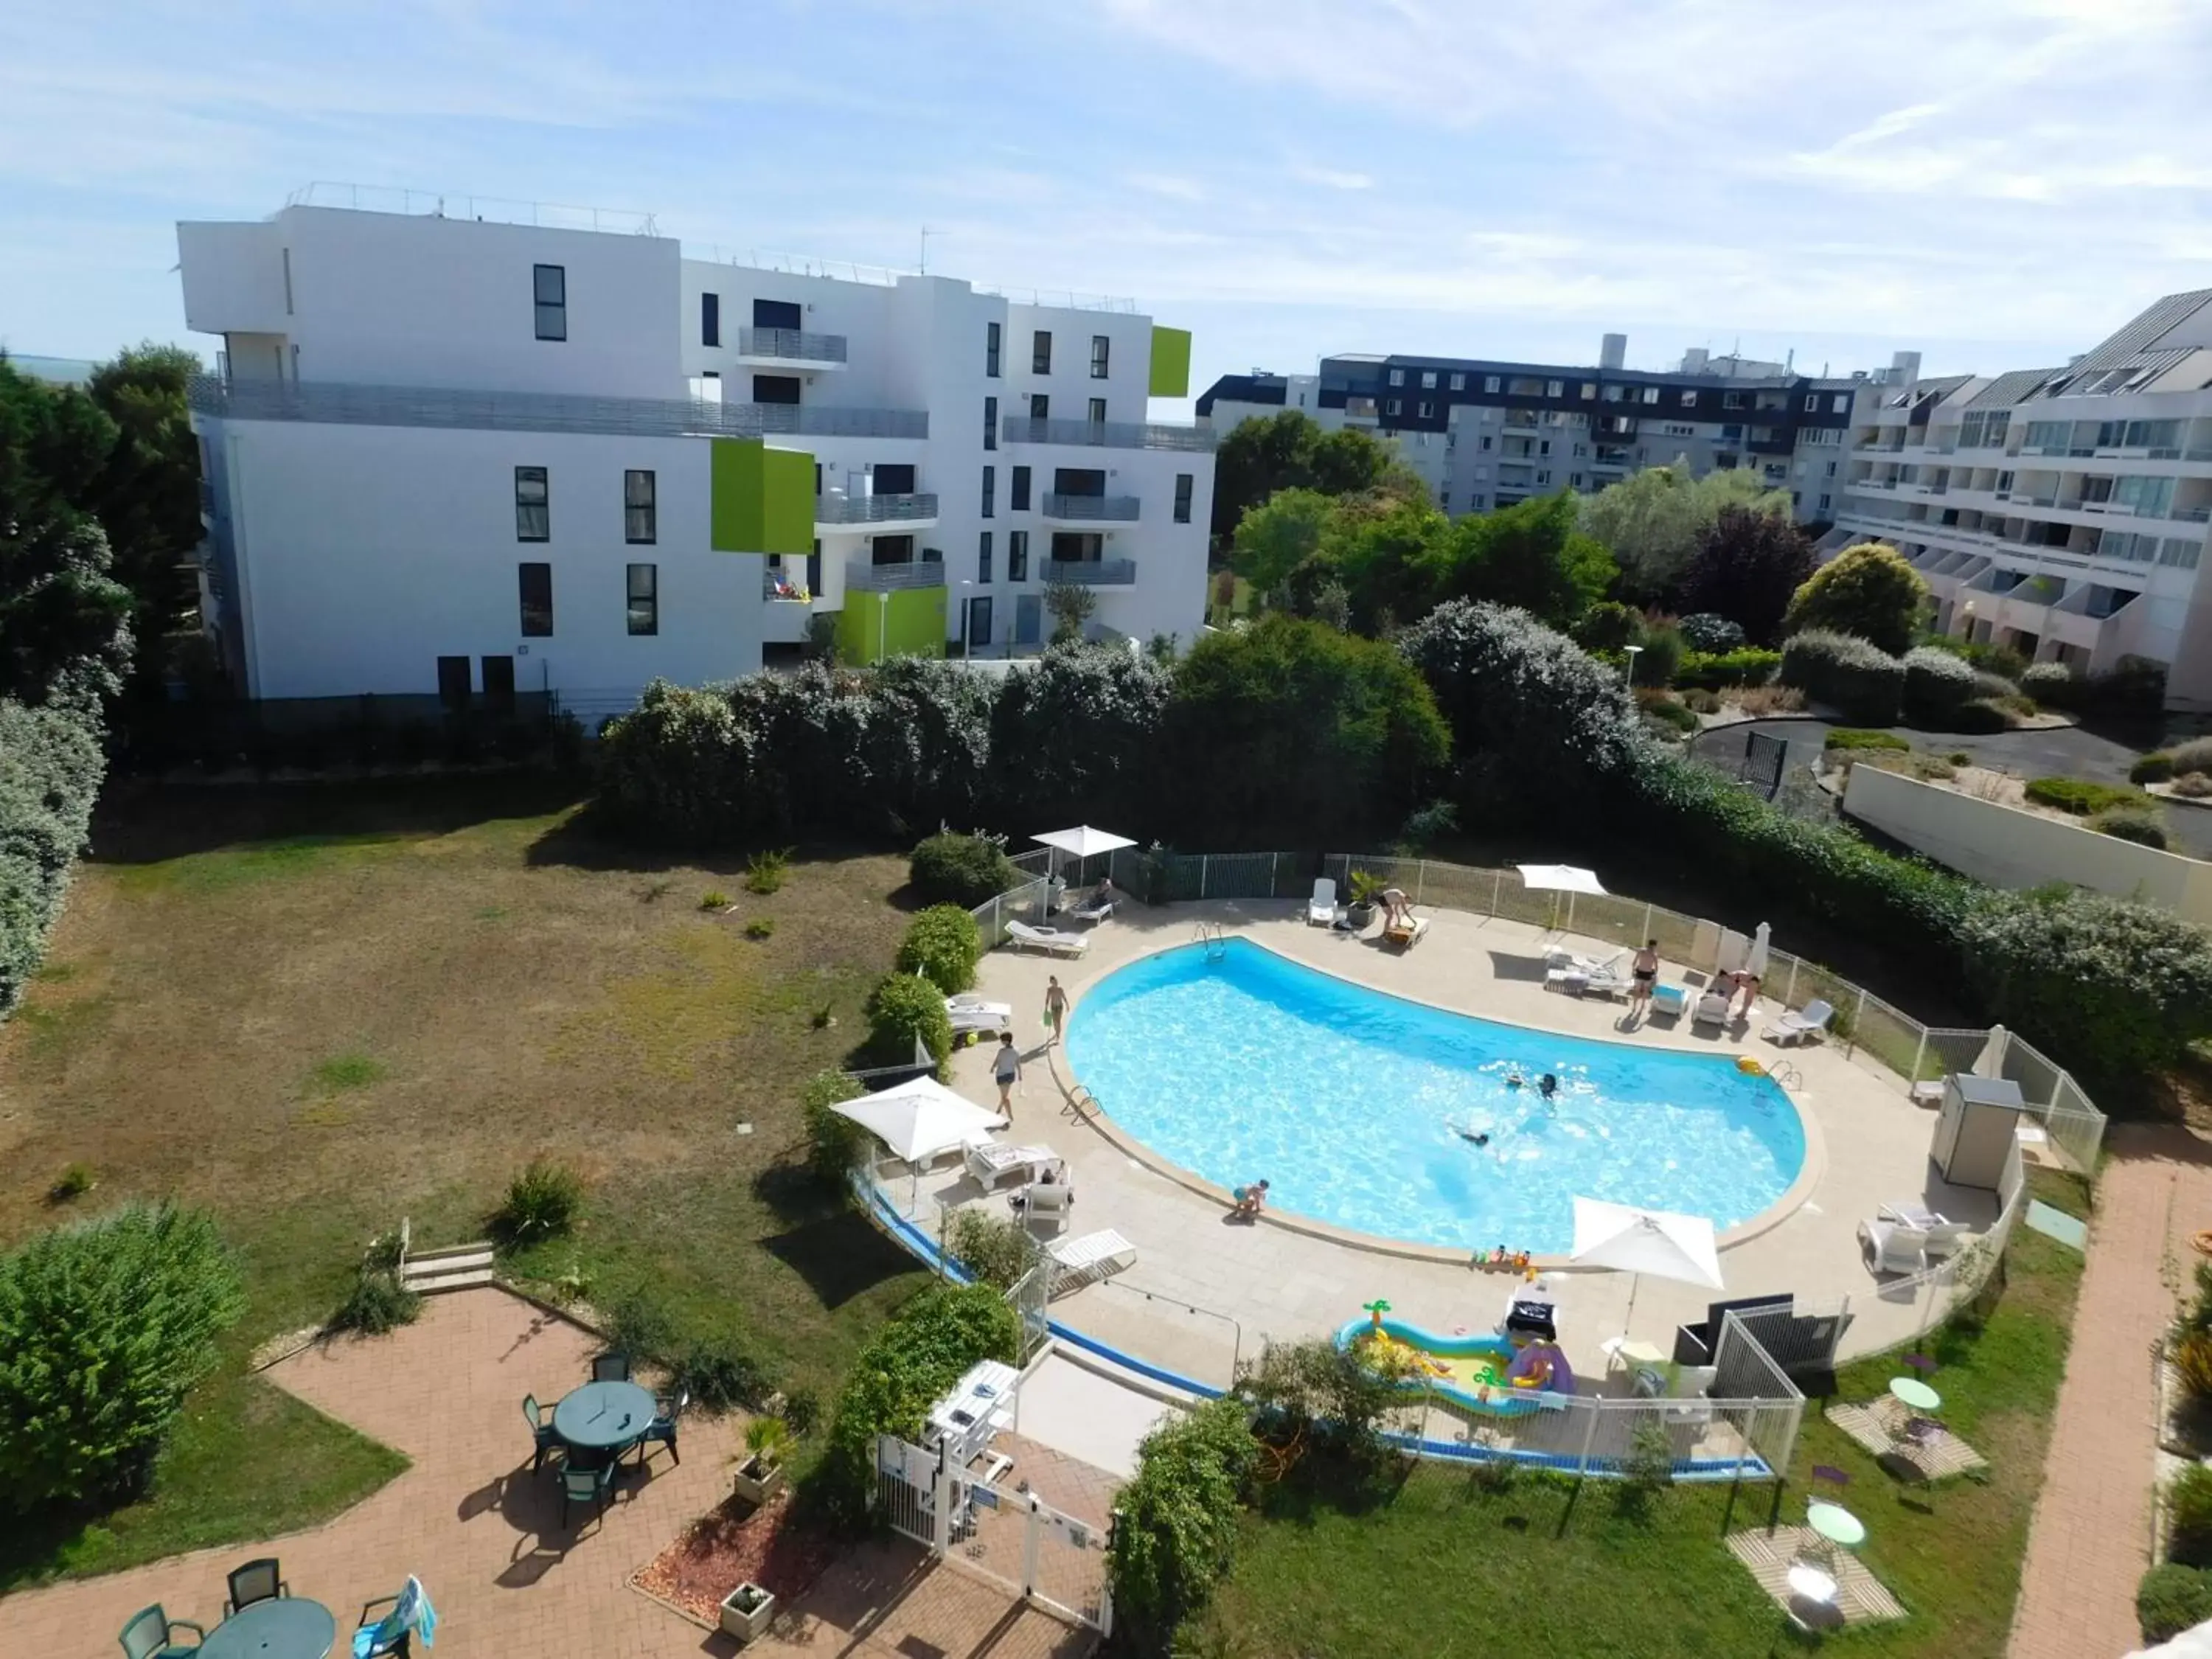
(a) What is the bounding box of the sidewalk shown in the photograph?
[2009,1124,2212,1659]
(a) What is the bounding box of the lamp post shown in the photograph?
[1959,599,1976,644]
[1623,643,1646,690]
[877,589,889,664]
[959,580,973,664]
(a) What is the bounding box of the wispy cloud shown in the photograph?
[1125,173,1206,202]
[1292,164,1374,192]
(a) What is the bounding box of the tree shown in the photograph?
[1782,540,1927,655]
[84,346,204,702]
[1302,491,1450,633]
[1229,487,1332,598]
[0,518,133,702]
[1043,577,1096,644]
[1210,409,1391,540]
[1436,493,1615,629]
[1578,464,1788,602]
[1677,505,1817,646]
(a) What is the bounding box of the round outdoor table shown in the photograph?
[1888,1376,1942,1413]
[1806,1501,1867,1551]
[200,1599,336,1659]
[554,1380,656,1459]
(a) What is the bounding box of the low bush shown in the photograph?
[1971,669,2023,702]
[1106,1397,1259,1656]
[2098,654,2169,716]
[744,917,775,939]
[1778,630,1904,726]
[1237,1336,1419,1468]
[908,831,1020,908]
[2093,809,2168,849]
[2177,773,2212,799]
[799,1069,866,1183]
[2174,1464,2212,1567]
[493,1158,584,1245]
[744,847,790,894]
[1635,690,1699,737]
[2023,776,2151,816]
[2134,752,2178,785]
[1681,688,1721,714]
[1633,625,1686,690]
[47,1162,95,1203]
[1949,698,2017,734]
[1677,613,1745,653]
[699,889,730,911]
[0,1203,246,1509]
[2171,737,2212,776]
[812,1284,1019,1534]
[2140,1564,2212,1643]
[1733,684,1805,716]
[330,1262,420,1335]
[1823,728,1910,753]
[1571,600,1644,653]
[1902,645,1978,725]
[2020,659,2084,709]
[893,904,982,995]
[0,689,108,1018]
[669,1331,773,1411]
[866,973,955,1072]
[2170,1329,2212,1402]
[1674,647,1781,691]
[947,1208,1037,1289]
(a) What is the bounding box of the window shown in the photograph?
[978,530,993,583]
[626,563,658,635]
[1421,371,1437,389]
[1570,473,1583,488]
[1418,401,1435,418]
[1012,465,1032,511]
[1602,384,1624,403]
[1680,390,1697,408]
[1547,380,1564,398]
[1484,375,1501,393]
[1818,494,1832,512]
[1834,393,1850,413]
[753,298,801,330]
[1826,460,1837,477]
[1640,386,1660,404]
[1032,330,1052,375]
[753,374,801,404]
[1088,397,1107,425]
[1029,394,1049,421]
[518,563,553,636]
[984,394,998,451]
[1723,391,1747,411]
[1479,435,1492,451]
[1386,399,1402,416]
[986,321,1001,378]
[1388,369,1405,387]
[1008,529,1029,581]
[1804,394,1820,411]
[1091,335,1110,378]
[1174,473,1193,524]
[1440,491,1451,509]
[481,655,515,714]
[515,467,549,541]
[437,655,471,711]
[282,247,293,315]
[1449,372,1466,391]
[701,292,720,347]
[981,466,995,518]
[533,264,566,341]
[1579,382,1596,400]
[624,470,656,543]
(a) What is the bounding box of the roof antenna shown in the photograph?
[919,226,933,275]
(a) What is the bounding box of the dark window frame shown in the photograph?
[626,562,658,636]
[978,529,993,583]
[1009,529,1029,582]
[1030,393,1049,421]
[625,469,657,544]
[518,563,553,637]
[515,466,549,541]
[981,465,995,519]
[1173,473,1194,524]
[984,394,998,451]
[437,655,471,711]
[1011,465,1032,512]
[986,321,1001,378]
[533,264,566,341]
[1032,330,1052,375]
[1090,335,1110,378]
[1088,397,1106,425]
[701,291,720,347]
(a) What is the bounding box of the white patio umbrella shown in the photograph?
[1745,921,1772,981]
[2129,1618,2212,1658]
[1034,825,1137,897]
[1571,1197,1725,1343]
[1516,863,1607,933]
[833,1075,1006,1164]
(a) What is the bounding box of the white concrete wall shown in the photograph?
[177,220,289,336]
[209,418,762,703]
[1843,763,2212,923]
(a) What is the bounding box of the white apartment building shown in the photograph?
[177,197,1211,714]
[1826,289,2212,708]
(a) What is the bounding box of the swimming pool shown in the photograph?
[1065,939,1805,1254]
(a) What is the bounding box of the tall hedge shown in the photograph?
[0,686,107,1017]
[1105,1396,1260,1655]
[1902,645,1978,726]
[1779,630,1905,726]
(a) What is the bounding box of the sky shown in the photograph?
[7,0,2212,418]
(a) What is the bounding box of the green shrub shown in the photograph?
[1676,613,1745,653]
[0,690,108,1019]
[493,1158,584,1245]
[866,972,954,1072]
[1237,1336,1418,1467]
[2021,659,2084,709]
[1571,599,1644,653]
[2140,1564,2212,1642]
[744,917,775,939]
[670,1331,773,1411]
[604,1290,677,1363]
[1902,646,1978,725]
[47,1162,95,1203]
[948,1208,1038,1289]
[2174,1465,2212,1567]
[908,831,1021,908]
[894,904,982,995]
[812,1284,1019,1534]
[2093,809,2168,849]
[2172,737,2212,776]
[800,1070,867,1183]
[699,889,731,911]
[1634,624,1686,690]
[782,1386,821,1437]
[1778,630,1904,725]
[1783,542,1928,655]
[1673,647,1781,690]
[1824,728,1910,753]
[1682,688,1721,714]
[1949,698,2015,734]
[2096,654,2168,716]
[0,1203,246,1508]
[2133,752,2177,785]
[1106,1396,1259,1655]
[2023,776,2150,816]
[1636,689,1698,736]
[744,847,790,894]
[330,1264,420,1335]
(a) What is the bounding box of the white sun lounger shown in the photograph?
[965,1140,1061,1188]
[1545,947,1623,976]
[945,993,1012,1034]
[1764,999,1834,1046]
[1048,1228,1136,1292]
[1692,991,1732,1029]
[1878,1201,1968,1257]
[1858,1217,1930,1275]
[1006,919,1091,957]
[1307,877,1339,927]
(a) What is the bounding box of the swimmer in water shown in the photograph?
[1458,1127,1492,1147]
[1538,1074,1559,1100]
[1505,1072,1526,1089]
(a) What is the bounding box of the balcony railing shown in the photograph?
[187,375,927,440]
[845,558,945,592]
[737,327,848,364]
[1043,557,1137,586]
[815,493,938,525]
[1040,493,1140,522]
[1000,415,1214,453]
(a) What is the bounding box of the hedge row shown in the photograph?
[1673,647,1781,692]
[1779,630,1905,726]
[1105,1397,1259,1655]
[0,686,108,1018]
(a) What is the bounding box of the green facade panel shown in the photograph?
[834,585,947,665]
[710,438,813,555]
[1148,326,1192,397]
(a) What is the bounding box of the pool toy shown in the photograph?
[1336,1315,1559,1417]
[1363,1298,1392,1329]
[1736,1057,1765,1075]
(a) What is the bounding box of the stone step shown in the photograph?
[403,1264,496,1295]
[406,1242,495,1271]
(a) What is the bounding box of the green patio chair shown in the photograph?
[561,1460,613,1530]
[223,1557,287,1616]
[591,1352,632,1382]
[634,1388,686,1469]
[118,1605,204,1659]
[523,1392,560,1472]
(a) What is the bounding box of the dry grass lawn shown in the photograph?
[0,774,936,1583]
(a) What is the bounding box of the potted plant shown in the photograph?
[1346,869,1386,929]
[719,1582,776,1644]
[731,1415,790,1506]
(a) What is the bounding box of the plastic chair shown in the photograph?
[224,1557,287,1617]
[561,1461,613,1529]
[591,1352,632,1383]
[635,1390,686,1469]
[356,1575,429,1659]
[117,1604,205,1659]
[523,1393,561,1472]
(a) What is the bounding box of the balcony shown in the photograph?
[1040,493,1140,523]
[1000,415,1214,453]
[844,558,945,593]
[815,493,939,529]
[735,327,848,368]
[1042,557,1137,586]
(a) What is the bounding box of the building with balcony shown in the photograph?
[177,193,1213,711]
[1197,335,1911,526]
[1823,289,2212,709]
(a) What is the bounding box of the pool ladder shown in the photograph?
[1192,920,1229,962]
[1767,1060,1804,1090]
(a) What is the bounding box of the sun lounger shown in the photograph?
[1006,919,1091,957]
[1307,877,1339,927]
[1649,983,1689,1018]
[945,993,1012,1034]
[1048,1228,1136,1292]
[1382,914,1430,950]
[1012,1180,1074,1233]
[1067,898,1115,925]
[1545,947,1623,976]
[965,1141,1061,1188]
[1764,999,1834,1046]
[1692,990,1732,1029]
[1879,1202,1968,1257]
[1858,1217,1930,1275]
[1879,1200,1947,1231]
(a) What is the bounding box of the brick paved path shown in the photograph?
[2009,1126,2212,1659]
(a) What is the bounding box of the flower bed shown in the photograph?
[632,1488,838,1625]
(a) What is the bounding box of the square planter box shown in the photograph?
[732,1455,785,1506]
[720,1583,776,1644]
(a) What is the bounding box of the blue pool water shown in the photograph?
[1066,939,1804,1254]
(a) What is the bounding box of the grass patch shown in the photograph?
[307,1051,386,1093]
[1193,1168,2089,1658]
[108,832,408,897]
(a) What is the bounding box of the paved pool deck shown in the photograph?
[925,898,2006,1391]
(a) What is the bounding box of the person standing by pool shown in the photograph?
[1043,976,1069,1045]
[1630,939,1660,1010]
[992,1032,1022,1112]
